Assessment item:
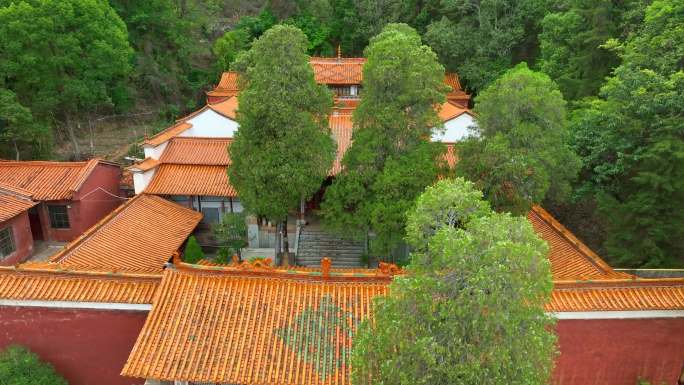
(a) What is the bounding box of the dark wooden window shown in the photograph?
[48,205,70,229]
[0,227,15,259]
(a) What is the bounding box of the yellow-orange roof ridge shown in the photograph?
[207,71,240,97]
[438,100,472,121]
[143,121,193,147]
[0,264,160,304]
[127,157,160,172]
[528,206,632,281]
[549,278,684,312]
[49,194,202,274]
[208,95,238,119]
[0,158,114,200]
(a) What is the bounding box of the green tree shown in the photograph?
[212,9,278,72]
[183,235,205,264]
[352,178,556,385]
[538,0,648,101]
[0,0,132,159]
[229,25,335,258]
[110,0,213,109]
[423,0,549,91]
[213,29,251,71]
[0,89,51,160]
[457,63,580,215]
[0,345,67,385]
[213,212,248,260]
[405,177,491,254]
[321,24,448,256]
[569,0,684,267]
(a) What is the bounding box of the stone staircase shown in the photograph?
[296,227,365,267]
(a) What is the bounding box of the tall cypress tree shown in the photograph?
[229,25,335,260]
[321,23,448,257]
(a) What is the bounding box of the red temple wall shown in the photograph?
[41,163,123,242]
[1,305,682,385]
[554,317,684,385]
[0,212,34,265]
[0,306,146,385]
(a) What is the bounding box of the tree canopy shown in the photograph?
[569,0,684,267]
[457,63,580,215]
[0,0,133,158]
[320,23,447,256]
[228,25,335,254]
[0,345,67,385]
[352,178,556,385]
[538,0,647,101]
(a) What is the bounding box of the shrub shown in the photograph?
[0,345,67,385]
[182,235,205,264]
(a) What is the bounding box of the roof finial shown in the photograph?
[336,44,341,61]
[321,257,331,278]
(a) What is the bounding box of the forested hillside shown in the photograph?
[0,0,682,267]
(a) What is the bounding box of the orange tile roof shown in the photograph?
[310,57,366,85]
[529,206,632,280]
[121,258,683,384]
[143,122,193,147]
[207,71,240,97]
[0,266,160,304]
[144,164,237,197]
[209,61,468,95]
[0,193,36,223]
[159,137,232,166]
[208,95,238,119]
[444,73,470,105]
[49,194,201,274]
[0,159,105,200]
[122,263,391,384]
[438,101,472,121]
[329,113,353,175]
[127,157,159,172]
[549,279,684,312]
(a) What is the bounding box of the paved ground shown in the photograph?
[27,241,67,263]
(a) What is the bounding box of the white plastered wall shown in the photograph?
[431,113,477,142]
[183,109,238,138]
[132,168,157,195]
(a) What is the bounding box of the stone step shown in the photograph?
[296,227,365,267]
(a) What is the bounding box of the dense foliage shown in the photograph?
[569,0,684,267]
[0,345,67,385]
[321,24,447,256]
[538,0,647,101]
[0,0,132,159]
[228,25,335,254]
[457,63,580,215]
[352,178,556,384]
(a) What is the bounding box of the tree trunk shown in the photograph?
[274,221,281,263]
[282,218,289,255]
[12,139,19,161]
[65,114,81,159]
